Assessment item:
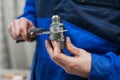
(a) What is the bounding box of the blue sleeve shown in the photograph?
[89,52,120,80]
[18,0,36,25]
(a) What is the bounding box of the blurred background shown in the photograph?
[0,0,35,79]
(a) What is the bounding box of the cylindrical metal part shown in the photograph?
[52,15,60,24]
[50,15,65,49]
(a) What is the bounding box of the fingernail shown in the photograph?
[66,37,70,41]
[66,36,69,39]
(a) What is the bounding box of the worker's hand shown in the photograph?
[8,17,35,41]
[45,37,91,78]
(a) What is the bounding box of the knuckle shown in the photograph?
[65,66,72,74]
[14,32,20,38]
[23,21,27,25]
[68,63,75,69]
[79,48,84,52]
[8,25,11,32]
[20,17,27,21]
[9,22,13,27]
[13,20,19,26]
[67,45,72,50]
[13,20,16,22]
[65,63,75,74]
[20,26,25,32]
[78,48,85,54]
[20,18,28,25]
[14,19,19,23]
[8,23,14,33]
[52,54,60,61]
[12,35,18,40]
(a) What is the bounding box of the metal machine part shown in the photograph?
[50,15,66,49]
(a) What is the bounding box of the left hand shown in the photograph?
[45,37,91,78]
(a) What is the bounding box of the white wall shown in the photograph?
[0,0,9,68]
[0,0,35,69]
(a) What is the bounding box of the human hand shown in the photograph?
[8,17,35,41]
[45,37,91,78]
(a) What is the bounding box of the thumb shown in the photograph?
[66,37,80,56]
[27,20,35,39]
[27,20,35,32]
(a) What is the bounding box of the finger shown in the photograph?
[27,21,35,39]
[22,18,35,32]
[20,18,35,41]
[66,37,80,56]
[52,52,74,69]
[9,27,16,40]
[20,23,27,40]
[45,40,66,67]
[13,20,21,40]
[45,40,54,57]
[54,53,72,64]
[8,23,13,37]
[19,19,28,41]
[28,20,34,28]
[51,40,61,54]
[10,22,17,40]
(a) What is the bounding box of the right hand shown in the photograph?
[8,17,35,41]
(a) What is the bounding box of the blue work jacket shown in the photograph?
[19,0,120,80]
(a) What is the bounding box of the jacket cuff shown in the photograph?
[88,53,112,80]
